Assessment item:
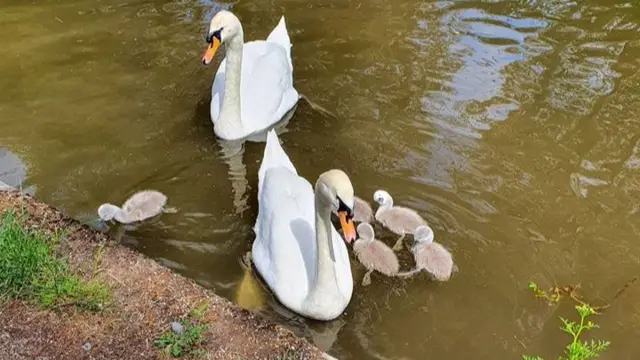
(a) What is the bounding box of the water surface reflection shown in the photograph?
[0,0,639,359]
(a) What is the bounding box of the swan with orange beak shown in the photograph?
[251,130,356,321]
[200,10,299,141]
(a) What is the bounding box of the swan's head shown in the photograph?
[414,225,434,244]
[97,204,119,221]
[356,222,375,241]
[316,169,356,243]
[373,190,392,206]
[202,10,242,65]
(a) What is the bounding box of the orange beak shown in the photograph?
[338,211,356,244]
[202,37,220,65]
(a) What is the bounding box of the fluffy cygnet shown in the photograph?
[353,195,373,223]
[400,225,454,281]
[98,190,170,224]
[352,222,400,286]
[373,189,428,251]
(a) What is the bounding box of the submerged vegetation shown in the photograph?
[0,209,111,310]
[524,282,610,360]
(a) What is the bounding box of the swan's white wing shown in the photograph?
[266,16,292,68]
[239,41,298,134]
[252,166,316,308]
[210,41,298,134]
[257,128,297,201]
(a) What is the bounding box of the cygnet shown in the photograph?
[352,222,400,286]
[400,225,454,282]
[373,189,428,251]
[353,195,373,223]
[98,190,172,224]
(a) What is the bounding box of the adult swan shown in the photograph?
[251,130,356,321]
[201,10,299,140]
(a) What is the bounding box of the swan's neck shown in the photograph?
[308,195,339,300]
[215,31,245,139]
[113,207,129,223]
[376,200,393,217]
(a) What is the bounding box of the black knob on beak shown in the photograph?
[337,197,353,219]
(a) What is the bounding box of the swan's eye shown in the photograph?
[337,197,353,219]
[206,28,223,43]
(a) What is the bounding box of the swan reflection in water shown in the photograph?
[236,251,346,353]
[215,104,298,216]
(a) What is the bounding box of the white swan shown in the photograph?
[201,10,299,140]
[251,130,356,321]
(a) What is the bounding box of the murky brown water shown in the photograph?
[2,0,640,358]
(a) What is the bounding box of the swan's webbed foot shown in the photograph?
[405,240,414,252]
[361,270,373,287]
[163,206,179,214]
[392,234,406,251]
[114,225,126,243]
[396,268,422,279]
[240,251,252,270]
[299,93,337,119]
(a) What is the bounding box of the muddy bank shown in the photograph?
[0,186,333,360]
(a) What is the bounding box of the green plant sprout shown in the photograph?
[524,281,615,360]
[523,304,610,360]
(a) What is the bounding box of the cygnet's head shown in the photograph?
[373,190,392,206]
[414,225,434,244]
[202,10,243,65]
[316,169,356,243]
[97,204,119,221]
[356,223,375,240]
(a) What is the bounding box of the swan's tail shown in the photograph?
[258,130,297,195]
[266,16,292,68]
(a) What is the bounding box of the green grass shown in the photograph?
[0,209,111,310]
[154,302,209,357]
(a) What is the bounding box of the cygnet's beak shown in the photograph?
[338,211,356,244]
[202,33,220,65]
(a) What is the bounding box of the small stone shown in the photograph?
[82,342,91,351]
[171,321,184,334]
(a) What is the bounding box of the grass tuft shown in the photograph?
[154,302,209,357]
[0,209,111,310]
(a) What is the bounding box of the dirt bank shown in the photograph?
[0,188,331,360]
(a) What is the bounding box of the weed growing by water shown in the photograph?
[189,300,209,319]
[0,210,111,310]
[154,302,209,357]
[524,283,610,360]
